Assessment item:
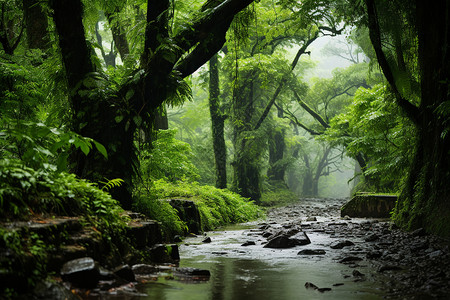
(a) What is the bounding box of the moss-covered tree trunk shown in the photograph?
[52,0,136,209]
[267,106,286,184]
[393,1,450,235]
[232,80,262,202]
[209,54,227,189]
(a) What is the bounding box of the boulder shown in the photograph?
[60,257,100,288]
[264,232,311,248]
[330,240,354,249]
[167,198,202,234]
[127,220,163,249]
[341,194,397,218]
[113,265,135,282]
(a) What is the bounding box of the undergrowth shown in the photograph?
[134,180,263,237]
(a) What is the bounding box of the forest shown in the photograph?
[0,0,449,298]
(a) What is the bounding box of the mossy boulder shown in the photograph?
[341,194,397,218]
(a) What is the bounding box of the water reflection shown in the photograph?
[138,224,386,300]
[139,255,384,300]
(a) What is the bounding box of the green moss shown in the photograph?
[134,180,264,235]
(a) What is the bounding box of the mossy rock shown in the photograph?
[341,194,397,218]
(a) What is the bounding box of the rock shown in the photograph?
[31,281,79,300]
[174,267,211,281]
[305,282,331,292]
[364,233,379,242]
[132,264,159,275]
[341,194,397,218]
[264,232,311,249]
[352,270,365,277]
[60,257,100,288]
[333,283,344,286]
[378,264,402,272]
[366,250,383,259]
[113,265,135,282]
[127,220,163,249]
[149,244,179,263]
[429,250,443,258]
[173,235,183,243]
[297,249,326,255]
[305,282,319,290]
[241,241,256,246]
[306,217,317,222]
[202,237,212,243]
[174,267,211,277]
[330,240,354,249]
[167,199,202,234]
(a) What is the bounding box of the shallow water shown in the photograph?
[138,222,387,300]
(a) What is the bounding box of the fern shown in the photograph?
[99,178,125,192]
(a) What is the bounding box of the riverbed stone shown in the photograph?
[297,249,326,255]
[60,257,100,288]
[241,241,256,246]
[264,232,311,248]
[330,240,354,249]
[113,265,135,282]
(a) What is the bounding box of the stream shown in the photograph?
[136,198,390,300]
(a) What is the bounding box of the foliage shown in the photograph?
[325,84,415,191]
[1,119,107,172]
[0,159,127,231]
[135,180,263,235]
[260,180,299,207]
[139,129,200,183]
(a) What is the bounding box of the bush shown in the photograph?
[134,180,263,236]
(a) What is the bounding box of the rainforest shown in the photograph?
[1,0,449,299]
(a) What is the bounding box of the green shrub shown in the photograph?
[134,180,263,235]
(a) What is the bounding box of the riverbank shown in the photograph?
[145,197,450,299]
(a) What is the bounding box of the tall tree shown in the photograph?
[50,0,256,209]
[363,0,450,235]
[209,54,227,189]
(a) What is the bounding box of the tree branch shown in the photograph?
[293,91,330,129]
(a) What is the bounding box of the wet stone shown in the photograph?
[352,270,365,277]
[378,264,402,272]
[113,265,135,282]
[264,232,311,249]
[330,240,354,249]
[60,257,100,288]
[202,237,212,243]
[241,241,256,246]
[297,249,326,255]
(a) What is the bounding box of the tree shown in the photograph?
[209,54,227,189]
[50,0,256,209]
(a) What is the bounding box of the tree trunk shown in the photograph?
[105,11,130,61]
[52,0,135,209]
[232,80,262,202]
[267,106,286,183]
[23,0,49,50]
[209,54,227,189]
[52,0,256,209]
[393,1,450,236]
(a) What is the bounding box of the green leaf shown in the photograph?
[115,115,124,123]
[93,141,108,159]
